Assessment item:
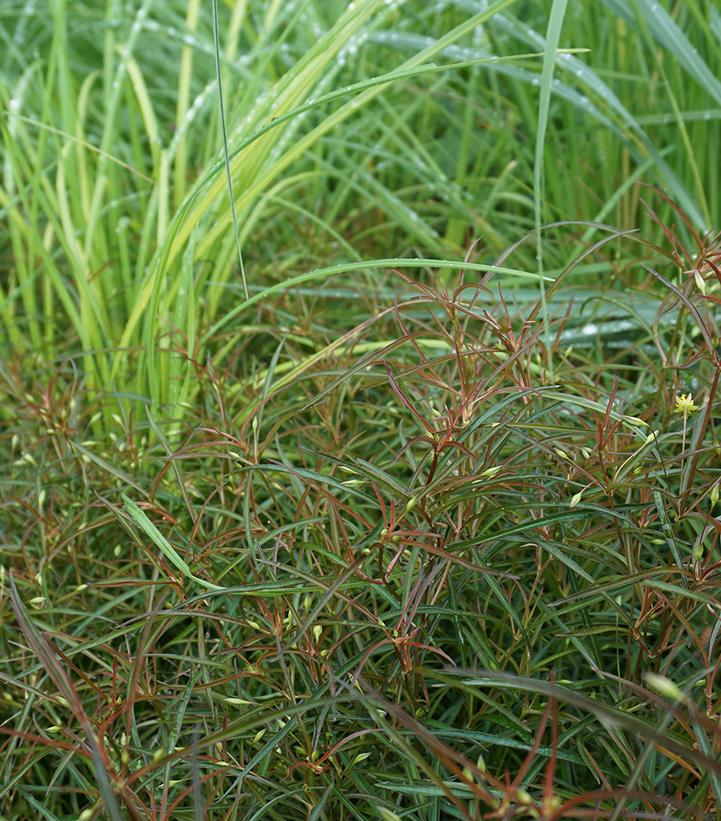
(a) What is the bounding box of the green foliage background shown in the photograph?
[1,1,721,818]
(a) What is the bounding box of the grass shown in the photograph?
[1,0,721,818]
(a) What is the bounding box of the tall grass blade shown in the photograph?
[534,0,568,357]
[211,0,247,299]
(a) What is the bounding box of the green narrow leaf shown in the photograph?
[211,0,247,299]
[534,0,569,349]
[8,576,124,821]
[121,495,224,592]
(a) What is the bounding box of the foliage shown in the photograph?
[1,1,721,818]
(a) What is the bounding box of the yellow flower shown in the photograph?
[673,393,699,417]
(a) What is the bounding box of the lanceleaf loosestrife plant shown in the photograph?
[3,3,721,819]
